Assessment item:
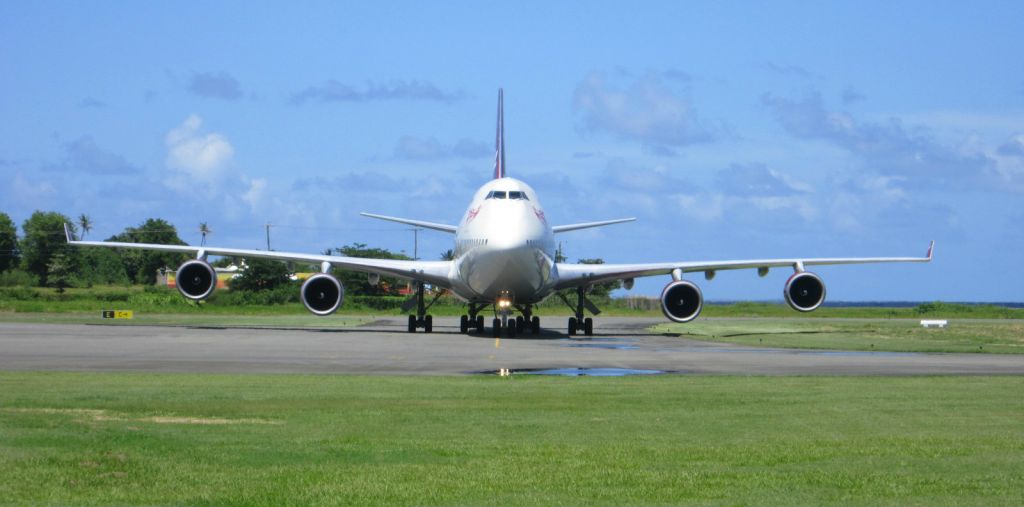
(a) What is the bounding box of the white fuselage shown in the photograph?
[448,178,558,305]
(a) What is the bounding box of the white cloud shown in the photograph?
[164,115,235,193]
[241,177,267,213]
[573,71,715,152]
[11,172,56,204]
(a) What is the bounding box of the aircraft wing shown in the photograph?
[552,218,635,233]
[554,241,934,290]
[359,213,458,233]
[65,226,453,287]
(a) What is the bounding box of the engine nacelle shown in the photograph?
[660,280,703,323]
[301,273,344,316]
[176,260,216,300]
[784,272,826,312]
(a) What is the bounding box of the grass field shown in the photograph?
[656,318,1024,354]
[1,373,1022,506]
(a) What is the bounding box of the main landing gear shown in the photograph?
[459,303,487,334]
[405,282,444,333]
[459,302,540,336]
[558,286,600,336]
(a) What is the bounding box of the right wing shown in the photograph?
[65,225,454,287]
[555,241,934,290]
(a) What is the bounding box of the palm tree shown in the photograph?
[199,222,211,246]
[439,249,455,261]
[78,214,92,240]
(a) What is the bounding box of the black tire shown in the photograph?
[515,316,524,332]
[407,315,416,333]
[584,317,593,336]
[507,320,517,337]
[460,315,468,333]
[425,315,433,333]
[476,315,485,333]
[531,316,540,335]
[492,318,501,337]
[568,317,577,336]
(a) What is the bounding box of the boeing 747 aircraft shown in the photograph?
[67,90,933,337]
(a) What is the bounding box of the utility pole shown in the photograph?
[412,227,422,260]
[265,222,272,251]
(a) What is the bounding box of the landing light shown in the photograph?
[498,299,512,309]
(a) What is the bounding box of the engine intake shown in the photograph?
[176,260,216,300]
[301,273,344,316]
[784,272,826,312]
[660,280,703,323]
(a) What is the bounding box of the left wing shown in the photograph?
[552,218,636,233]
[359,213,458,234]
[555,241,934,290]
[65,225,453,287]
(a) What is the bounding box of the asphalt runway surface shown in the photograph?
[2,317,1023,376]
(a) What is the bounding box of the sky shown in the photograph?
[2,1,1022,302]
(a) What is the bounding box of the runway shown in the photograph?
[2,317,1023,376]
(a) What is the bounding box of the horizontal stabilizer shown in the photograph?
[359,212,458,234]
[552,218,635,234]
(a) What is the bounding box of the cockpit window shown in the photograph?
[485,190,528,200]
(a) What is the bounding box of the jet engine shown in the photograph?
[175,260,216,300]
[301,273,344,316]
[784,272,826,312]
[660,280,703,323]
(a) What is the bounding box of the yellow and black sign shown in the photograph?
[102,310,134,319]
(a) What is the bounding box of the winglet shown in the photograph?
[63,223,73,243]
[926,240,935,261]
[494,88,506,179]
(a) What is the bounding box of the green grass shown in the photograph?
[0,373,1022,505]
[657,318,1024,354]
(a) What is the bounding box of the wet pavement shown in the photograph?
[1,317,1023,376]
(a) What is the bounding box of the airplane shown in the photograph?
[66,89,934,337]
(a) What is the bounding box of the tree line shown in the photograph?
[0,211,189,291]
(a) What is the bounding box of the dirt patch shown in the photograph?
[2,407,282,425]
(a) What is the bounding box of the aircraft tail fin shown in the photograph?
[494,88,506,179]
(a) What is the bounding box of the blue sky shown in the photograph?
[2,1,1022,301]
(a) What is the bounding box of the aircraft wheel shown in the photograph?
[531,316,540,334]
[460,315,469,333]
[584,317,593,336]
[425,315,433,333]
[476,315,485,333]
[492,318,501,337]
[407,315,416,333]
[507,320,517,337]
[515,316,524,332]
[568,317,577,336]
